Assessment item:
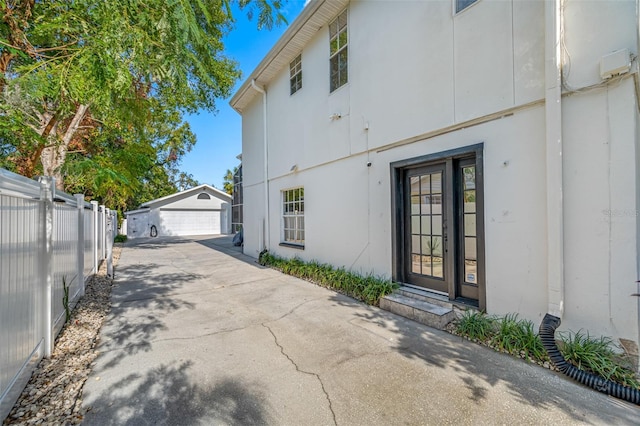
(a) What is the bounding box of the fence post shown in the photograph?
[106,209,114,278]
[91,201,98,274]
[75,194,85,296]
[100,205,106,260]
[38,176,54,357]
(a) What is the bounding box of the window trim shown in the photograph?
[290,54,302,95]
[390,143,486,311]
[281,187,305,248]
[329,9,348,93]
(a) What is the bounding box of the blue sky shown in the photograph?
[181,1,307,189]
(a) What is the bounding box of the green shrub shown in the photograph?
[258,251,398,306]
[455,310,496,342]
[114,234,127,243]
[491,313,547,360]
[453,310,640,390]
[559,330,640,389]
[62,276,71,323]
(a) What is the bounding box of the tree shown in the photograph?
[223,167,238,195]
[0,0,285,194]
[61,105,199,211]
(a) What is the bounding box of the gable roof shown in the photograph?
[140,184,232,208]
[229,0,349,113]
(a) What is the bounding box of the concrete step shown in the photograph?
[394,286,453,308]
[380,290,456,330]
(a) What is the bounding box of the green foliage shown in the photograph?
[0,0,281,203]
[223,166,237,195]
[490,313,547,360]
[453,312,639,390]
[258,251,398,306]
[236,0,288,30]
[114,234,128,243]
[559,330,640,388]
[455,310,496,342]
[62,276,71,324]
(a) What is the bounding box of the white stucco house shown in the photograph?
[125,184,232,238]
[231,0,640,352]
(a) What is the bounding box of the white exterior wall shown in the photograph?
[562,81,639,338]
[126,210,150,238]
[242,97,267,257]
[239,0,640,346]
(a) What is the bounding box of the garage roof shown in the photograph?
[140,184,232,209]
[229,0,349,113]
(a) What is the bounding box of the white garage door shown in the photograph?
[159,210,221,236]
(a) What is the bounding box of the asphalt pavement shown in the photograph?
[81,235,640,425]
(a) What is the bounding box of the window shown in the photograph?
[455,0,478,13]
[232,165,243,233]
[282,188,304,246]
[197,193,211,200]
[290,54,302,95]
[329,10,348,92]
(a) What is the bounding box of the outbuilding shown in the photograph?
[125,184,232,238]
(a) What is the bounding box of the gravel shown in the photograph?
[3,245,122,426]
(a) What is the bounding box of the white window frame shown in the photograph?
[329,9,348,93]
[281,187,305,247]
[290,54,302,95]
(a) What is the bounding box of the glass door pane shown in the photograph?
[408,169,445,280]
[462,166,477,285]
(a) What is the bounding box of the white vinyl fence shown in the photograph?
[0,168,116,420]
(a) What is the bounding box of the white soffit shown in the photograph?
[230,0,349,113]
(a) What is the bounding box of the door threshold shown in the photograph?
[453,296,479,308]
[401,284,448,297]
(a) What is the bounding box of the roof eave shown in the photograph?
[140,184,231,208]
[230,0,349,114]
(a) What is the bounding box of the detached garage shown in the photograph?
[125,184,232,238]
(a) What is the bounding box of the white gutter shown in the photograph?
[545,0,564,318]
[251,79,270,251]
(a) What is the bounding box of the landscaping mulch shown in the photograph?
[3,245,122,426]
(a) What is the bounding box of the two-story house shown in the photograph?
[231,0,640,352]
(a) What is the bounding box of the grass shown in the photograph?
[559,330,640,388]
[258,251,398,306]
[453,310,639,390]
[491,313,547,361]
[62,276,71,323]
[455,310,496,342]
[114,234,127,243]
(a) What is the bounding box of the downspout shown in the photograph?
[544,0,565,319]
[636,0,640,358]
[251,79,270,251]
[540,314,640,404]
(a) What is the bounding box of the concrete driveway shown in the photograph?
[82,236,639,425]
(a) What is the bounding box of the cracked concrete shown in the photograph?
[82,236,639,425]
[262,323,337,425]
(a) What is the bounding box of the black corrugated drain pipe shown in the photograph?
[539,314,640,405]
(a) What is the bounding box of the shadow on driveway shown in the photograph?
[85,360,271,425]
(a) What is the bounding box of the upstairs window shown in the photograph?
[290,54,302,95]
[455,0,478,13]
[197,193,211,200]
[329,10,348,92]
